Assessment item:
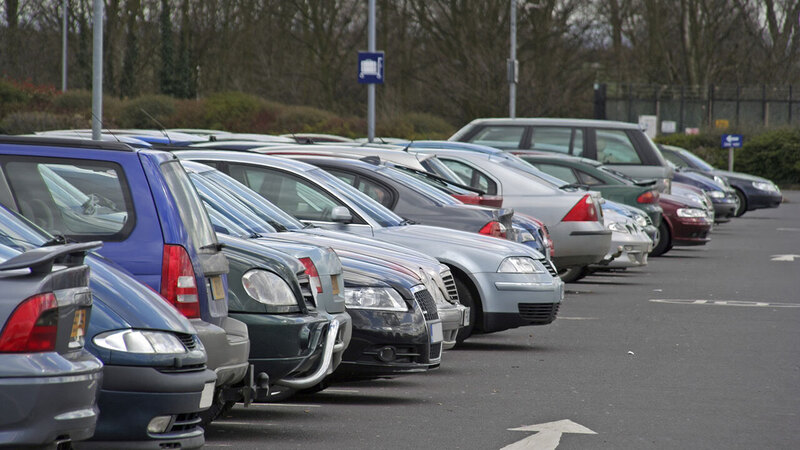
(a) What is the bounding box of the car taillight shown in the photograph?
[160,244,200,319]
[479,221,507,239]
[0,292,59,353]
[637,190,659,204]
[299,257,323,294]
[479,195,504,208]
[452,194,481,205]
[562,194,599,222]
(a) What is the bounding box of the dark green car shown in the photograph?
[512,152,663,227]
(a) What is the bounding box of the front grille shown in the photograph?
[414,289,439,321]
[165,412,201,434]
[518,302,559,324]
[543,259,558,277]
[430,342,442,360]
[297,273,315,309]
[157,363,206,374]
[177,333,196,351]
[441,272,459,303]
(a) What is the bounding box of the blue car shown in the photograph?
[0,205,216,448]
[669,164,738,222]
[0,136,251,425]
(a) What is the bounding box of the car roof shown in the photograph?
[407,140,505,155]
[173,149,319,173]
[511,151,602,167]
[0,135,135,152]
[454,117,641,131]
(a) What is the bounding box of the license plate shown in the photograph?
[68,309,87,349]
[462,308,470,327]
[210,276,225,300]
[429,322,443,344]
[330,274,340,295]
[199,382,215,409]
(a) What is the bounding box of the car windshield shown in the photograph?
[310,168,405,227]
[188,171,277,236]
[0,205,49,251]
[490,153,565,187]
[680,150,715,171]
[598,166,637,184]
[376,165,462,205]
[159,160,219,252]
[198,167,305,231]
[418,156,464,183]
[391,165,479,196]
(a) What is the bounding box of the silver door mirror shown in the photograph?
[330,206,352,223]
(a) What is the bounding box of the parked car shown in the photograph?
[0,236,102,448]
[0,205,215,448]
[511,151,663,227]
[174,150,563,341]
[651,193,713,257]
[594,201,653,270]
[449,118,674,192]
[659,144,782,217]
[669,162,738,222]
[400,144,611,281]
[0,136,251,425]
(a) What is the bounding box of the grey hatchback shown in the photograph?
[450,118,674,192]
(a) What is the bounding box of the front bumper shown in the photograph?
[472,271,564,333]
[746,189,783,211]
[76,365,216,449]
[0,351,102,447]
[335,307,440,379]
[192,317,249,388]
[712,198,737,221]
[439,304,469,350]
[671,217,713,246]
[594,232,652,269]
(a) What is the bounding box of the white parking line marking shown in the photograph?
[771,254,800,261]
[777,228,800,232]
[557,317,598,320]
[323,388,360,393]
[650,299,800,307]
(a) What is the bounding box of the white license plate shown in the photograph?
[199,382,216,409]
[429,322,443,344]
[462,308,470,327]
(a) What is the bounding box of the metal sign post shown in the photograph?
[91,0,103,140]
[721,134,743,171]
[367,0,376,143]
[508,0,517,118]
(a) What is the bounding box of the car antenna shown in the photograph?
[89,111,121,142]
[140,108,173,145]
[402,139,414,153]
[291,131,313,145]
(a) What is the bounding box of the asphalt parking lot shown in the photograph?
[207,191,800,450]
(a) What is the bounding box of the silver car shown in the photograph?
[175,151,563,341]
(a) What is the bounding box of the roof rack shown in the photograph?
[0,135,135,152]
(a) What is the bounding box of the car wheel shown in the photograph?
[558,266,589,283]
[454,276,479,343]
[733,188,747,217]
[649,221,672,257]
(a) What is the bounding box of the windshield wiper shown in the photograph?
[400,218,416,225]
[41,234,75,247]
[200,242,225,251]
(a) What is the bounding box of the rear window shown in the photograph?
[596,129,642,164]
[3,159,134,241]
[467,126,525,149]
[160,160,218,252]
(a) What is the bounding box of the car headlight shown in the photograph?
[608,222,629,233]
[633,215,648,227]
[344,287,407,311]
[676,208,706,218]
[241,269,298,306]
[708,190,725,199]
[497,256,545,273]
[94,330,187,354]
[713,175,727,186]
[752,181,779,192]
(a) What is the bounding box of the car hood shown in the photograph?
[248,233,342,277]
[714,169,772,183]
[86,254,195,335]
[338,255,421,297]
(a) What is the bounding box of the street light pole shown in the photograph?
[508,0,517,118]
[367,0,376,143]
[91,0,103,140]
[62,0,68,92]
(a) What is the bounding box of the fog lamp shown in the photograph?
[147,415,173,434]
[377,346,397,362]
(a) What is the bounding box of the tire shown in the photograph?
[199,390,228,426]
[649,221,671,257]
[558,265,589,283]
[733,188,747,217]
[454,276,479,343]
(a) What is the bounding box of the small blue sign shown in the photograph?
[358,51,384,84]
[721,134,743,148]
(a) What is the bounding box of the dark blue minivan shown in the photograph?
[0,136,251,424]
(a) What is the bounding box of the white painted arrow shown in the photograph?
[501,419,596,450]
[771,254,800,262]
[726,135,736,143]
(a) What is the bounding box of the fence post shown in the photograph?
[762,84,768,127]
[790,85,793,125]
[679,85,685,132]
[707,84,714,128]
[735,85,740,127]
[627,83,633,122]
[593,83,606,120]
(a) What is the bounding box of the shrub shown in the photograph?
[168,98,209,129]
[118,95,176,128]
[736,128,800,185]
[51,90,93,113]
[204,92,265,131]
[0,111,87,134]
[401,112,454,139]
[274,105,335,133]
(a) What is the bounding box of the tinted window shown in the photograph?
[325,168,395,208]
[530,127,573,154]
[160,160,218,252]
[310,168,404,227]
[534,163,578,184]
[596,129,642,164]
[679,150,715,171]
[468,126,525,149]
[662,150,688,168]
[440,158,498,195]
[576,169,604,186]
[4,160,133,241]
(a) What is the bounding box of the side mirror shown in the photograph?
[330,206,352,223]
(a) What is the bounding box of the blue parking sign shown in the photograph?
[358,51,384,84]
[721,134,743,148]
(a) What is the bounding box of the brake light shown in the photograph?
[479,195,504,208]
[160,245,201,318]
[637,190,659,204]
[299,257,323,294]
[479,221,507,239]
[0,293,58,352]
[452,194,481,204]
[562,194,599,222]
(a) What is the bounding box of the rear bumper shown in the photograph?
[550,223,611,268]
[0,351,102,446]
[78,365,216,449]
[192,317,249,388]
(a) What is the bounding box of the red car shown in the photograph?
[651,193,713,256]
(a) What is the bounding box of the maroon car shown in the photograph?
[650,193,713,256]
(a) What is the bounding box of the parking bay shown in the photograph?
[207,191,800,450]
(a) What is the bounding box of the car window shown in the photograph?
[440,158,498,195]
[575,169,604,186]
[227,164,347,222]
[662,150,689,168]
[533,163,578,184]
[467,126,525,149]
[325,168,395,208]
[680,150,715,171]
[573,129,584,156]
[159,160,219,252]
[530,127,574,154]
[3,159,134,241]
[596,129,642,164]
[378,166,461,205]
